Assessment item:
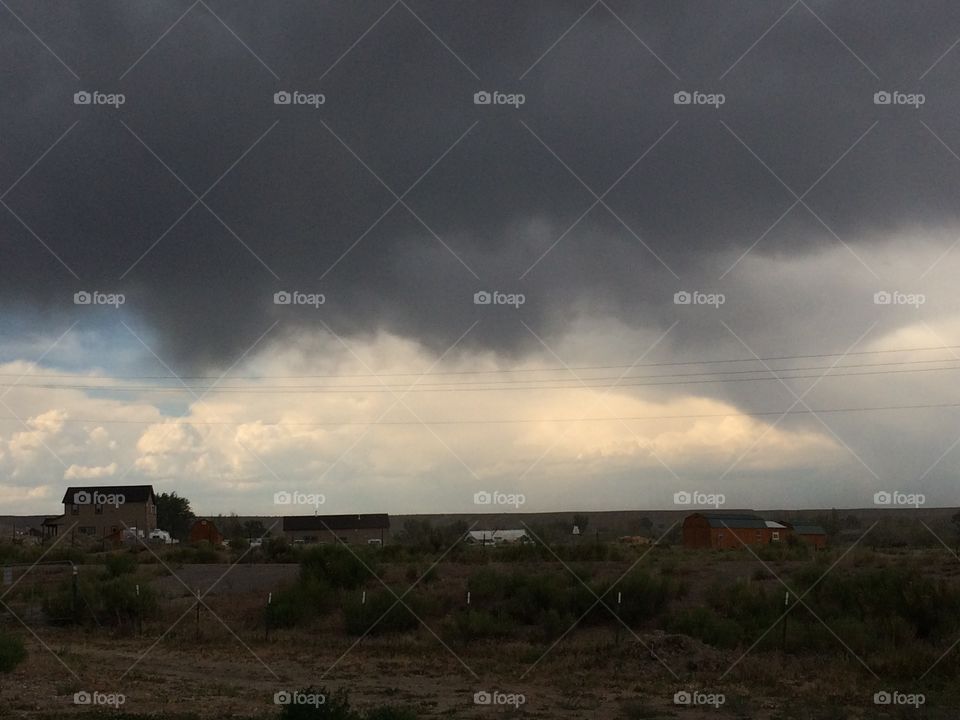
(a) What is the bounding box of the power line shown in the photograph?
[2,342,960,381]
[2,399,960,426]
[1,360,960,392]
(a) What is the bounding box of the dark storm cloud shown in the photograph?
[2,0,960,367]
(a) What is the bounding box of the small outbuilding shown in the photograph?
[790,524,827,549]
[682,512,772,549]
[189,518,223,545]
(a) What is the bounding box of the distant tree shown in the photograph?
[218,513,244,542]
[156,492,195,541]
[952,511,960,552]
[242,520,268,539]
[844,514,862,529]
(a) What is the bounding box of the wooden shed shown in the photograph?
[682,512,774,549]
[189,518,223,545]
[790,524,827,549]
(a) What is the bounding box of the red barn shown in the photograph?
[189,519,223,545]
[682,512,775,549]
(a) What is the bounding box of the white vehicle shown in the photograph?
[148,529,173,544]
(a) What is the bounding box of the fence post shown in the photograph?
[781,591,790,651]
[136,584,142,636]
[196,589,201,641]
[71,565,79,621]
[615,591,622,645]
[265,592,272,641]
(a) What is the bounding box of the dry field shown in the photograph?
[2,547,960,719]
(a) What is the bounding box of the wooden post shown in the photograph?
[781,591,790,651]
[615,591,622,645]
[196,589,201,641]
[265,592,272,641]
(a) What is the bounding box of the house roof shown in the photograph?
[282,514,389,532]
[467,529,528,542]
[61,485,155,504]
[765,520,788,529]
[694,512,768,529]
[792,525,826,535]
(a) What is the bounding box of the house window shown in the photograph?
[95,503,104,515]
[71,504,80,515]
[772,531,780,541]
[79,526,96,536]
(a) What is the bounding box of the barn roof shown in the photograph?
[792,524,826,535]
[61,485,155,504]
[695,512,768,529]
[282,514,389,531]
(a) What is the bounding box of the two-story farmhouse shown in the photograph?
[43,485,158,542]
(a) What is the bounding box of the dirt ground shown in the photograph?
[3,554,959,719]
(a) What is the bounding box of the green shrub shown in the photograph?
[104,553,138,578]
[444,609,515,642]
[343,591,420,636]
[301,546,371,590]
[0,632,26,672]
[277,687,418,720]
[267,576,334,628]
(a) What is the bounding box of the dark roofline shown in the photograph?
[282,514,390,532]
[61,485,156,504]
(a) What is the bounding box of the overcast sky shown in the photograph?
[2,1,960,516]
